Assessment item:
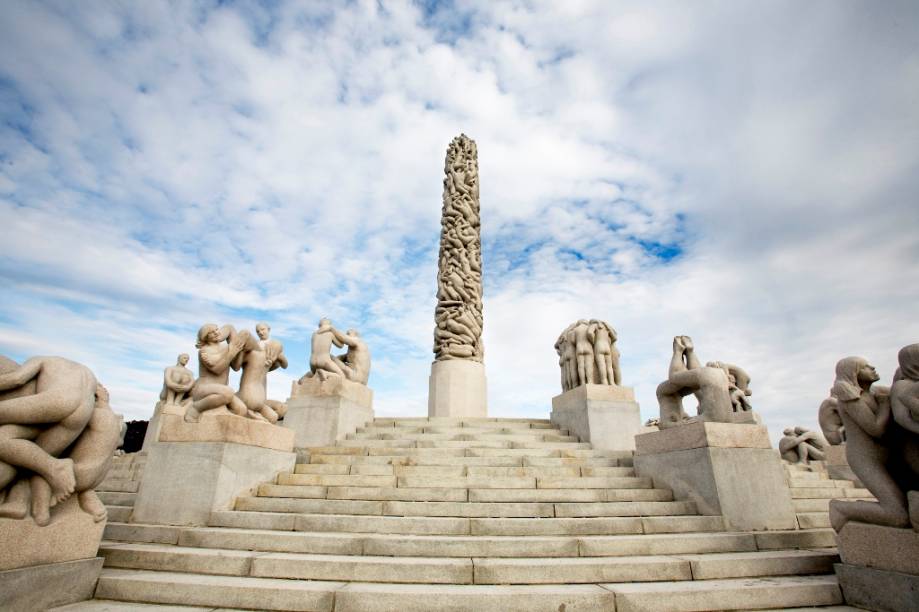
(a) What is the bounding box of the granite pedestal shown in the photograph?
[285,376,374,447]
[550,384,642,451]
[132,412,295,526]
[834,521,919,611]
[634,421,797,531]
[428,360,487,418]
[0,495,106,610]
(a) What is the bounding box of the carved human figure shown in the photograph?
[335,328,371,385]
[235,322,289,423]
[0,356,98,508]
[827,356,909,531]
[185,324,251,423]
[706,361,753,412]
[569,320,594,386]
[779,426,826,464]
[889,343,919,529]
[588,319,621,386]
[818,391,845,445]
[656,336,732,429]
[554,330,573,391]
[160,353,194,406]
[23,385,123,525]
[307,318,353,381]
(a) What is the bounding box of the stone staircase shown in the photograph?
[784,462,874,530]
[78,417,854,611]
[97,452,146,522]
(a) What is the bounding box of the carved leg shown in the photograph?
[594,353,609,385]
[0,438,75,504]
[0,479,30,519]
[266,399,287,420]
[78,489,107,522]
[30,475,52,526]
[909,490,918,532]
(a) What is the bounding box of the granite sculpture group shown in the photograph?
[555,319,621,390]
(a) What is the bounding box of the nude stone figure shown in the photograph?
[235,322,288,423]
[308,319,353,381]
[572,320,595,386]
[160,353,194,406]
[185,324,252,423]
[336,328,371,385]
[818,391,845,445]
[0,356,97,507]
[588,319,621,386]
[827,356,909,531]
[889,343,919,529]
[656,336,732,429]
[779,426,826,464]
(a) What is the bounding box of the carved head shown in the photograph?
[783,428,794,436]
[832,356,875,401]
[196,324,220,348]
[346,329,360,337]
[178,353,190,366]
[256,322,271,340]
[318,318,331,329]
[897,343,919,382]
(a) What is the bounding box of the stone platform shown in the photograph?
[79,416,848,610]
[285,376,374,448]
[834,521,919,611]
[428,360,487,418]
[550,384,641,451]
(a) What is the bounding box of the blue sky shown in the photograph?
[1,0,917,442]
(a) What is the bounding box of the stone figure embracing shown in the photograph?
[555,319,621,391]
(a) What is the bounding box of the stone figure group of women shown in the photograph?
[819,343,919,532]
[555,319,622,391]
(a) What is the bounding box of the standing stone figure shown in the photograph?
[779,426,827,464]
[235,322,289,423]
[554,319,621,391]
[185,324,252,423]
[159,353,194,406]
[432,134,484,363]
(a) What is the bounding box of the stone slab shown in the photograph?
[290,375,374,406]
[835,562,919,612]
[634,421,771,455]
[140,401,165,451]
[550,385,641,451]
[837,521,919,575]
[0,557,102,611]
[132,441,296,526]
[158,413,294,452]
[634,445,797,531]
[284,386,374,448]
[428,360,487,418]
[0,495,105,571]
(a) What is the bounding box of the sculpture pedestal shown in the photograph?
[132,413,295,526]
[634,422,796,531]
[550,384,641,451]
[141,400,165,451]
[834,522,919,612]
[0,496,105,610]
[285,376,374,448]
[428,360,487,418]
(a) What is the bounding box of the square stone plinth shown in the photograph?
[837,521,919,576]
[0,557,102,611]
[550,385,641,451]
[132,441,296,526]
[835,562,919,612]
[285,377,375,448]
[634,423,795,531]
[0,496,105,572]
[428,360,487,418]
[158,411,295,452]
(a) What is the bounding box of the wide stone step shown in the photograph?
[469,488,672,503]
[98,491,137,505]
[106,506,133,522]
[306,454,622,467]
[675,550,839,579]
[254,485,673,503]
[357,426,571,436]
[790,488,871,499]
[787,479,852,489]
[105,524,761,558]
[603,574,842,611]
[796,512,831,529]
[752,529,837,550]
[348,431,578,442]
[278,473,398,487]
[372,417,554,428]
[293,463,626,479]
[94,568,340,611]
[97,479,140,493]
[208,511,725,536]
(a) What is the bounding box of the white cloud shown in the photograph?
[0,0,917,445]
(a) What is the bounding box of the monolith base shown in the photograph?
[285,376,375,447]
[634,422,797,531]
[550,384,641,451]
[428,360,487,418]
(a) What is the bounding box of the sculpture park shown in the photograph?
[1,4,917,611]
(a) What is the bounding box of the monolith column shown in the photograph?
[428,134,487,417]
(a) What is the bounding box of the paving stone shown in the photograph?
[473,555,692,584]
